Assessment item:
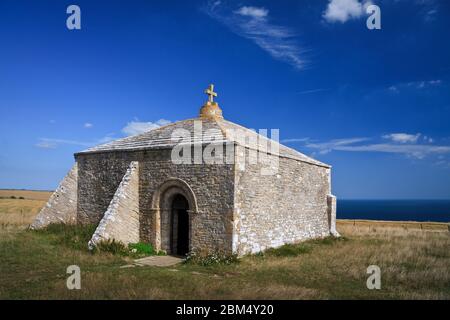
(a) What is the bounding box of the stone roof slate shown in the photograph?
[76,117,330,168]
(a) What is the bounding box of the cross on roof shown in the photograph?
[204,84,217,103]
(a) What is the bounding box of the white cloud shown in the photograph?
[84,123,93,128]
[296,88,330,95]
[234,6,268,19]
[323,0,372,23]
[424,8,437,22]
[121,119,171,136]
[35,135,115,149]
[281,138,310,143]
[428,79,441,85]
[388,80,443,93]
[301,134,450,159]
[388,86,399,93]
[330,143,450,159]
[383,133,421,144]
[35,138,91,148]
[35,141,57,149]
[306,137,370,154]
[36,119,172,150]
[205,2,307,70]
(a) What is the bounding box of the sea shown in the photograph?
[337,200,450,223]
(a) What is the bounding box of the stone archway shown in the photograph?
[151,178,198,254]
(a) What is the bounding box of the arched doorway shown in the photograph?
[171,194,189,256]
[151,178,198,255]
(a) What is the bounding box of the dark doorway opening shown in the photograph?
[171,194,189,256]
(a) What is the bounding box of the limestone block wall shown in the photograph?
[76,146,235,253]
[327,194,339,237]
[76,152,134,225]
[88,161,140,249]
[233,147,332,255]
[138,147,235,254]
[30,163,78,229]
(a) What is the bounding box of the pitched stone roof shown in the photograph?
[76,117,330,168]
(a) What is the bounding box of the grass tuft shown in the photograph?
[94,239,128,255]
[185,250,239,266]
[32,223,97,251]
[264,243,312,257]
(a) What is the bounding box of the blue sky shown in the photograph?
[0,0,449,199]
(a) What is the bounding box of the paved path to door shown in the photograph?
[121,255,184,268]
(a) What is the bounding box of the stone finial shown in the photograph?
[200,84,223,119]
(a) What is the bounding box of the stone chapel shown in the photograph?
[31,85,338,256]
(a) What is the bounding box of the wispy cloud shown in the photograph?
[35,138,97,149]
[326,143,450,159]
[235,6,268,19]
[306,137,370,154]
[35,140,58,149]
[323,0,373,23]
[84,122,93,128]
[122,119,171,136]
[296,88,330,95]
[382,133,421,144]
[35,135,116,149]
[281,137,310,143]
[291,133,450,159]
[36,119,173,149]
[204,1,308,70]
[424,8,437,22]
[388,79,442,93]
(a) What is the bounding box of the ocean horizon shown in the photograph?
[337,199,450,223]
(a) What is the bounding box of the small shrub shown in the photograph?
[127,242,165,256]
[265,244,312,257]
[310,236,347,246]
[128,242,155,255]
[95,239,128,255]
[19,196,25,200]
[185,250,239,266]
[10,196,16,199]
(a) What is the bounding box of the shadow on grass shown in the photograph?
[259,236,349,258]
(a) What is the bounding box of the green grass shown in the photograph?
[33,223,97,251]
[0,223,449,299]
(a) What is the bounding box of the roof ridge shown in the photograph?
[80,118,199,153]
[218,119,329,168]
[76,117,330,168]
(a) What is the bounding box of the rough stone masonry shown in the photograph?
[31,85,339,256]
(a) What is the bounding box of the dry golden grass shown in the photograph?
[335,222,449,299]
[337,219,448,232]
[2,220,447,300]
[0,190,448,299]
[0,199,47,226]
[0,189,51,227]
[0,189,52,201]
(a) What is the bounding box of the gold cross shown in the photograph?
[204,84,218,103]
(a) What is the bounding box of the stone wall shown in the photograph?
[75,146,235,253]
[88,161,140,249]
[327,194,339,237]
[233,146,332,255]
[30,163,78,229]
[76,153,133,224]
[76,143,335,256]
